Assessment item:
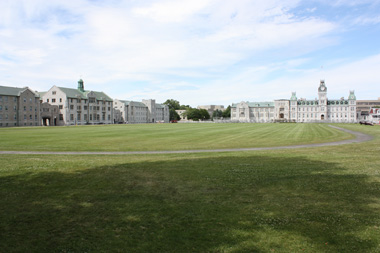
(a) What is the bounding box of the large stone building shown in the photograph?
[113,99,169,124]
[41,79,114,126]
[0,85,41,127]
[231,102,274,122]
[232,80,357,123]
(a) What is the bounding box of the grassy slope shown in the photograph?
[0,123,352,151]
[0,124,379,252]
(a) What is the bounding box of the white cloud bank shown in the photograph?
[0,0,379,106]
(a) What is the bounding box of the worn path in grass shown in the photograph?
[0,125,373,155]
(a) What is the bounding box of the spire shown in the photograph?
[78,79,84,92]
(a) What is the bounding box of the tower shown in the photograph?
[78,79,84,92]
[318,80,327,120]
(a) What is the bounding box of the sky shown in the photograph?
[1,0,380,107]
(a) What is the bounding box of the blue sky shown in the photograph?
[1,0,380,106]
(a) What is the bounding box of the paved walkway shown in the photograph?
[0,125,373,155]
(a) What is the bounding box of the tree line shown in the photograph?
[163,99,231,121]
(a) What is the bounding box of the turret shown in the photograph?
[78,79,84,92]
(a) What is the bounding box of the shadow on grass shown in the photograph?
[1,155,379,252]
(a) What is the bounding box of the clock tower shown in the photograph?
[318,80,327,120]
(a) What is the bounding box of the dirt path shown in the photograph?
[0,125,373,155]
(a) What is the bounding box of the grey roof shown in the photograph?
[0,85,39,97]
[117,100,147,107]
[57,87,113,101]
[231,101,274,108]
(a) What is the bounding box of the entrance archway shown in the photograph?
[279,113,284,119]
[321,114,325,120]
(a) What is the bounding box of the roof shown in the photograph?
[231,101,274,108]
[0,85,39,97]
[117,100,147,107]
[57,87,113,101]
[155,103,166,109]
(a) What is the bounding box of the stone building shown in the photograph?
[231,101,275,122]
[274,80,357,123]
[231,80,357,123]
[0,85,41,127]
[113,99,169,124]
[41,79,113,126]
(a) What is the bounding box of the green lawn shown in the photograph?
[0,124,379,252]
[0,123,352,151]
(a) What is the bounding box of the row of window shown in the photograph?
[0,114,38,121]
[68,114,112,121]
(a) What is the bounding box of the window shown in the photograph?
[0,105,2,111]
[52,99,56,103]
[77,114,81,120]
[97,114,100,120]
[35,115,37,120]
[47,99,49,102]
[0,96,2,101]
[24,98,27,102]
[29,115,32,120]
[24,106,26,111]
[70,114,74,121]
[0,114,2,120]
[108,115,111,120]
[14,114,17,120]
[30,98,32,102]
[90,114,93,120]
[60,98,62,102]
[52,91,56,95]
[14,97,16,102]
[84,114,87,121]
[30,106,32,111]
[59,105,63,109]
[70,105,74,110]
[84,106,88,110]
[4,96,8,102]
[59,114,63,120]
[24,115,27,120]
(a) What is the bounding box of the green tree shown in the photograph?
[169,108,181,121]
[199,109,210,120]
[212,109,223,119]
[163,99,180,110]
[222,105,231,118]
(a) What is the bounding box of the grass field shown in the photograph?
[0,123,380,252]
[0,123,352,151]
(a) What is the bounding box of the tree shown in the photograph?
[199,109,210,120]
[169,108,180,121]
[222,105,231,118]
[163,99,180,110]
[212,109,223,119]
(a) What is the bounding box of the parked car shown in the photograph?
[359,121,374,126]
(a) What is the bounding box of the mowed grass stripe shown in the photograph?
[0,123,352,152]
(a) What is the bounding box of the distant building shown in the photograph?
[41,79,114,126]
[231,101,274,122]
[197,105,225,117]
[0,85,41,127]
[356,98,380,121]
[175,110,188,121]
[113,99,169,124]
[275,80,357,123]
[231,80,357,123]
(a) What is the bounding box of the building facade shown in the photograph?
[41,79,114,126]
[275,80,357,123]
[0,85,41,127]
[231,101,275,122]
[114,99,169,124]
[231,80,357,123]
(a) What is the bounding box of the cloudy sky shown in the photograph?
[1,0,380,106]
